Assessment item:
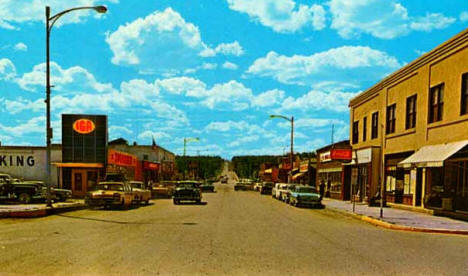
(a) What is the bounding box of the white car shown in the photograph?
[275,183,289,200]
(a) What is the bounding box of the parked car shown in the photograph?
[272,183,281,198]
[260,182,274,195]
[173,181,202,204]
[253,182,263,191]
[152,181,175,198]
[234,181,250,191]
[200,181,215,193]
[289,186,322,208]
[85,181,134,209]
[274,183,289,199]
[129,181,151,205]
[281,184,298,203]
[0,174,71,204]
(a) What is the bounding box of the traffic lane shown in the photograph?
[0,184,467,275]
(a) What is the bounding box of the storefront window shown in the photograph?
[403,170,411,194]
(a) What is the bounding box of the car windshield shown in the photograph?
[297,187,316,193]
[130,182,143,189]
[96,184,124,191]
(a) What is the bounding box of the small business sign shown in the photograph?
[331,148,352,162]
[143,161,160,170]
[108,149,137,167]
[73,119,95,134]
[320,151,331,162]
[300,161,309,172]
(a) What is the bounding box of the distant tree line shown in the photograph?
[231,152,316,179]
[175,155,224,180]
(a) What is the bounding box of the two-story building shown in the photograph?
[349,27,468,215]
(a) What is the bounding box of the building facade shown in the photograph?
[316,140,351,200]
[349,28,468,213]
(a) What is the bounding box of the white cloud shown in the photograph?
[0,116,44,136]
[227,0,326,33]
[461,12,468,22]
[109,126,133,136]
[157,77,285,110]
[214,41,244,56]
[0,0,111,30]
[106,8,243,73]
[16,62,116,94]
[13,42,27,51]
[3,98,43,114]
[329,0,455,39]
[222,61,239,70]
[138,130,171,141]
[279,90,358,113]
[228,135,259,147]
[410,13,456,32]
[0,58,16,80]
[278,118,347,129]
[247,46,401,87]
[204,120,250,132]
[251,89,285,107]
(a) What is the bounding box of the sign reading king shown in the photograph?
[73,119,96,134]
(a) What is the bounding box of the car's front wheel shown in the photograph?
[18,193,32,204]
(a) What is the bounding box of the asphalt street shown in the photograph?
[0,175,467,275]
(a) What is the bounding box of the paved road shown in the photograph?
[0,179,467,275]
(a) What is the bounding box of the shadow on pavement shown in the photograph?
[56,213,200,226]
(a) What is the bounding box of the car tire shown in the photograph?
[18,193,32,204]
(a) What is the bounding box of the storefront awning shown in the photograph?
[399,140,468,168]
[292,172,305,180]
[52,162,104,168]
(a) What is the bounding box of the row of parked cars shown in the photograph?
[271,183,322,208]
[234,178,322,208]
[0,173,72,204]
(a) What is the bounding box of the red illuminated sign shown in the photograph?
[143,161,160,171]
[108,149,137,167]
[331,149,352,161]
[73,119,95,134]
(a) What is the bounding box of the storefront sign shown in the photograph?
[143,161,160,171]
[73,119,96,134]
[108,149,137,167]
[300,161,309,173]
[320,151,331,162]
[352,148,372,164]
[331,149,352,162]
[0,155,35,167]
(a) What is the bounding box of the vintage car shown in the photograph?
[260,182,274,195]
[129,181,151,205]
[234,181,250,191]
[289,186,322,208]
[274,183,289,199]
[173,181,202,204]
[200,181,215,193]
[253,182,263,191]
[151,181,176,198]
[85,181,134,208]
[0,174,71,204]
[221,176,228,184]
[281,184,298,203]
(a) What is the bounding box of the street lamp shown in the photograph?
[269,114,294,183]
[45,5,107,207]
[183,137,200,179]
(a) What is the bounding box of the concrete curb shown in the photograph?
[0,203,86,218]
[324,204,468,236]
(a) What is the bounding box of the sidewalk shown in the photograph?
[0,199,85,218]
[322,198,468,235]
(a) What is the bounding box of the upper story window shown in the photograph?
[352,121,359,144]
[429,83,444,123]
[371,112,379,139]
[406,95,417,129]
[386,104,396,134]
[362,117,367,142]
[461,73,468,115]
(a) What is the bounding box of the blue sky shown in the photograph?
[0,0,467,158]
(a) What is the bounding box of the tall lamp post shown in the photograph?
[45,5,107,207]
[269,114,294,183]
[183,137,200,179]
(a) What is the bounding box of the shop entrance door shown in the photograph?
[415,168,423,206]
[72,169,87,197]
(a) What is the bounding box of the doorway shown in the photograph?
[415,168,423,206]
[72,169,87,197]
